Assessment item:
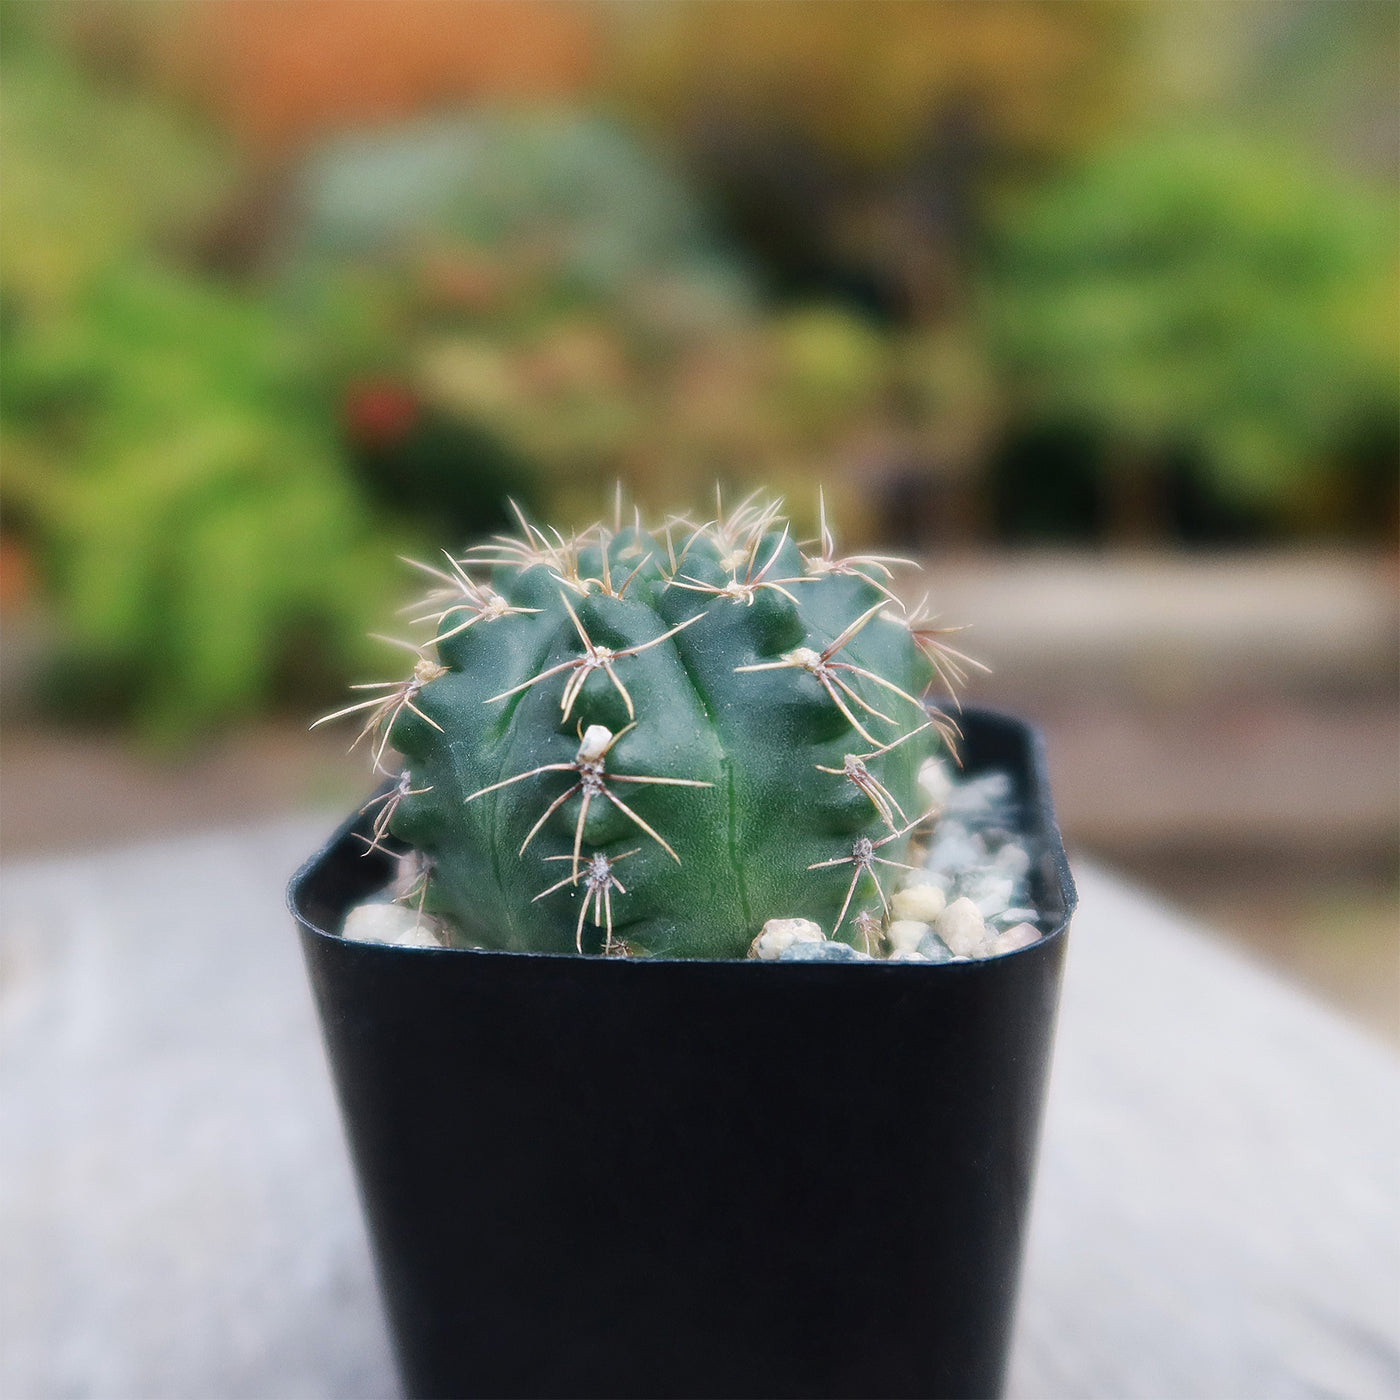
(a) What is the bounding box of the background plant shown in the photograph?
[0,9,407,743]
[1,0,1394,751]
[2,264,405,742]
[981,128,1399,538]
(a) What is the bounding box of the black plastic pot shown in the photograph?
[290,707,1075,1400]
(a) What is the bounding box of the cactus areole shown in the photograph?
[320,495,977,959]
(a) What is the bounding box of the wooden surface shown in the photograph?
[2,816,1397,1399]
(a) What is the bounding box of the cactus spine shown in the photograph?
[320,495,970,959]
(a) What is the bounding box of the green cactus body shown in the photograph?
[336,500,956,959]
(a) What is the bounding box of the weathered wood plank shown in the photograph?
[1,822,1395,1398]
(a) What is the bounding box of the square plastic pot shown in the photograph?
[289,706,1075,1399]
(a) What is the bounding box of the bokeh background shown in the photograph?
[2,0,1396,1037]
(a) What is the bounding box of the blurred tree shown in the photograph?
[981,128,1399,539]
[769,306,888,444]
[611,0,1135,317]
[283,110,752,313]
[616,0,1131,175]
[272,109,757,520]
[0,10,407,743]
[1132,1,1399,180]
[0,0,229,308]
[341,373,532,541]
[171,0,603,158]
[2,265,404,744]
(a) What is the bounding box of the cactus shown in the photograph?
[319,493,977,959]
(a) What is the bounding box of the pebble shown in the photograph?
[959,873,1016,919]
[890,883,946,923]
[886,919,932,953]
[916,756,954,810]
[990,907,1039,930]
[943,771,1012,817]
[777,940,871,962]
[926,830,982,871]
[987,922,1040,955]
[887,947,930,962]
[915,930,956,963]
[935,897,986,957]
[902,868,949,891]
[994,843,1031,878]
[342,902,442,948]
[750,918,826,960]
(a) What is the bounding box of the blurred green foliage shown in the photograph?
[770,308,888,442]
[288,110,753,314]
[0,3,225,307]
[276,110,915,532]
[2,0,1396,746]
[0,12,403,744]
[983,128,1399,521]
[2,263,405,744]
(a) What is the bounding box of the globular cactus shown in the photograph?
[320,494,975,959]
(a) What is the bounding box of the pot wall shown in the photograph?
[290,708,1075,1400]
